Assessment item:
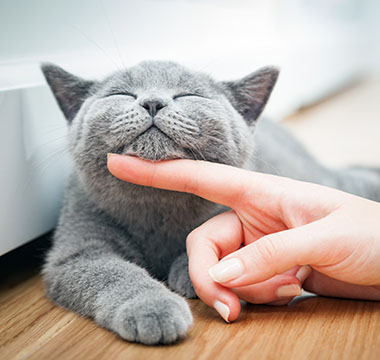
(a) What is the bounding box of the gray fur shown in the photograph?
[168,252,197,299]
[41,60,380,345]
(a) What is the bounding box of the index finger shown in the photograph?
[107,154,282,208]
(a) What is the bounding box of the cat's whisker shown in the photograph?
[204,134,228,144]
[251,153,281,176]
[187,147,199,161]
[29,145,69,172]
[28,134,69,150]
[19,146,70,198]
[99,0,127,71]
[70,25,122,71]
[188,142,207,161]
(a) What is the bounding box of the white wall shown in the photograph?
[2,0,377,114]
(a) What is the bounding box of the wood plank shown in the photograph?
[1,274,379,360]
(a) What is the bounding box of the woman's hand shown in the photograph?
[107,155,380,322]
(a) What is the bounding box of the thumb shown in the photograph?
[208,218,334,288]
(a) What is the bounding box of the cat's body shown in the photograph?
[254,119,380,199]
[42,61,380,345]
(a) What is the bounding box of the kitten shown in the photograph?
[41,61,380,345]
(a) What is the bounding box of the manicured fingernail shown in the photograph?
[296,265,312,283]
[208,258,244,283]
[276,284,301,298]
[213,300,230,323]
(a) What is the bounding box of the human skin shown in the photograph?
[107,154,380,322]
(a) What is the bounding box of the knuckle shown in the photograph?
[182,162,201,195]
[183,177,197,195]
[191,280,205,297]
[186,228,204,258]
[187,268,204,296]
[183,171,199,194]
[186,229,198,247]
[255,235,279,264]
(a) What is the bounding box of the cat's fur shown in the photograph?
[41,61,380,345]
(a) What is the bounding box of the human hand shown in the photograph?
[107,155,380,322]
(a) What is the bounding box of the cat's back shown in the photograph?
[252,118,331,183]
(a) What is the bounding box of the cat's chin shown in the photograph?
[116,127,195,161]
[124,150,184,162]
[116,145,192,162]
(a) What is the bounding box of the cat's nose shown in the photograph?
[141,100,166,117]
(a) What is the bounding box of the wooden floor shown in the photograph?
[285,75,380,168]
[1,76,380,359]
[1,237,380,360]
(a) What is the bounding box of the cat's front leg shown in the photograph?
[44,241,192,344]
[168,252,197,299]
[43,185,194,346]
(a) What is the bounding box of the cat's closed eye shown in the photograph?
[173,93,205,100]
[105,92,137,99]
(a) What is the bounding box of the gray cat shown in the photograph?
[41,61,380,345]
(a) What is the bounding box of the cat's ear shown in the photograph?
[222,66,279,123]
[41,63,96,122]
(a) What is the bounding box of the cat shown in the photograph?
[41,60,380,345]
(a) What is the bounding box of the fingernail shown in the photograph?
[107,153,117,159]
[276,284,301,298]
[213,300,230,323]
[208,258,244,283]
[296,265,312,283]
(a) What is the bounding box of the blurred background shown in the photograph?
[1,0,380,254]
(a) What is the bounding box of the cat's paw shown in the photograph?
[168,253,197,299]
[111,291,193,345]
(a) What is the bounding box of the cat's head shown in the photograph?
[42,61,278,198]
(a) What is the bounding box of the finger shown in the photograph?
[107,154,287,208]
[303,270,380,301]
[231,265,311,305]
[186,211,243,321]
[208,219,331,287]
[233,272,301,304]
